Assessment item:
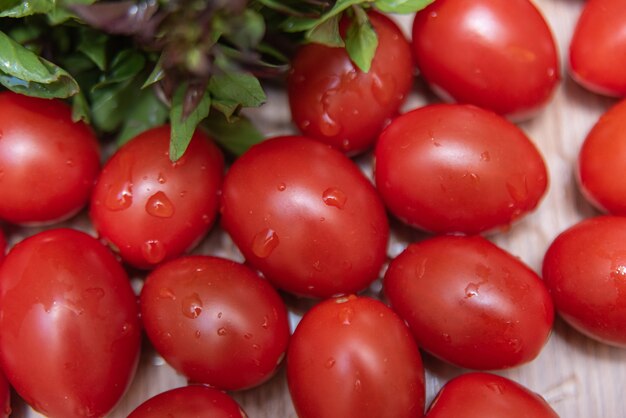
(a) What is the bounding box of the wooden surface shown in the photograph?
[16,0,626,417]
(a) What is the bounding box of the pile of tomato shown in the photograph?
[0,0,624,417]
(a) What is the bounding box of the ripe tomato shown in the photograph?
[425,372,558,418]
[127,385,247,418]
[287,295,425,418]
[569,0,626,96]
[542,216,626,347]
[140,256,290,391]
[0,228,141,418]
[288,11,413,154]
[90,125,224,269]
[0,92,100,224]
[374,104,548,235]
[412,0,559,118]
[220,136,389,298]
[384,235,554,370]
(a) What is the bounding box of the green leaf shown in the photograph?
[169,84,212,161]
[71,91,90,123]
[117,87,168,145]
[306,14,344,47]
[77,28,107,71]
[374,0,435,14]
[344,6,378,73]
[142,55,165,88]
[46,0,97,24]
[282,0,364,32]
[255,0,304,15]
[92,49,145,90]
[0,0,53,17]
[203,111,264,156]
[212,97,240,120]
[209,72,266,108]
[90,81,131,132]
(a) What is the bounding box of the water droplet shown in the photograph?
[341,139,351,150]
[142,240,166,264]
[159,287,176,301]
[480,151,491,162]
[415,259,427,278]
[104,181,133,211]
[442,333,452,343]
[339,307,354,325]
[217,312,223,319]
[325,358,336,369]
[319,112,341,137]
[354,379,362,392]
[66,159,75,167]
[312,260,323,272]
[83,287,105,300]
[261,315,269,329]
[277,182,286,192]
[506,175,529,203]
[465,283,480,298]
[252,343,260,350]
[217,327,227,336]
[179,190,188,198]
[251,228,279,258]
[371,73,396,105]
[182,293,203,319]
[195,330,201,338]
[487,382,505,394]
[322,187,347,209]
[121,322,133,336]
[158,173,166,184]
[244,333,253,340]
[301,120,311,129]
[146,191,175,218]
[429,10,438,18]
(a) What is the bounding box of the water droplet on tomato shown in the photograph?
[251,228,279,258]
[66,159,75,167]
[442,333,452,343]
[487,382,505,394]
[195,330,201,339]
[277,182,286,191]
[480,151,491,162]
[339,307,354,325]
[244,333,253,340]
[341,139,351,150]
[252,344,260,350]
[371,73,396,106]
[354,379,362,392]
[105,181,133,211]
[158,287,177,301]
[217,311,223,319]
[261,315,269,329]
[142,240,166,264]
[301,119,311,130]
[322,187,347,209]
[319,112,341,137]
[464,283,480,298]
[146,191,175,218]
[325,358,336,369]
[506,175,529,203]
[158,172,166,184]
[217,327,227,336]
[83,287,105,300]
[182,293,203,319]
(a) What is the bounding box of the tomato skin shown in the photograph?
[287,295,425,418]
[288,11,413,154]
[90,125,224,269]
[0,92,100,224]
[127,385,247,418]
[569,0,626,96]
[220,136,389,298]
[0,228,141,418]
[384,235,554,370]
[425,372,558,418]
[374,104,548,235]
[140,255,290,391]
[412,0,559,118]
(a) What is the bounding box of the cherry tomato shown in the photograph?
[569,0,626,96]
[0,228,141,418]
[220,136,389,298]
[0,371,10,418]
[140,255,290,390]
[412,0,559,118]
[384,235,554,370]
[0,92,100,224]
[127,385,247,418]
[90,125,224,269]
[288,11,413,154]
[374,104,548,235]
[425,372,558,418]
[287,295,425,418]
[542,216,626,347]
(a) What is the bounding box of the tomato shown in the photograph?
[0,92,100,224]
[0,371,10,418]
[220,136,389,298]
[0,228,141,418]
[542,216,626,347]
[0,228,6,263]
[140,255,290,391]
[569,0,626,96]
[127,385,247,418]
[90,125,224,269]
[374,104,548,235]
[288,11,413,154]
[384,235,554,370]
[425,372,558,418]
[287,295,425,418]
[411,0,559,119]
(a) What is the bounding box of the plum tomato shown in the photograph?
[577,99,626,214]
[140,255,290,391]
[384,235,554,370]
[425,372,558,418]
[90,125,224,269]
[412,0,559,119]
[287,295,425,418]
[374,104,548,235]
[288,11,414,154]
[220,136,389,298]
[569,0,626,96]
[127,385,247,418]
[542,216,626,347]
[0,228,141,418]
[0,92,100,225]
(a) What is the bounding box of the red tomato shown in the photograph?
[127,385,247,418]
[542,216,626,347]
[412,0,559,118]
[0,228,141,418]
[287,295,425,418]
[569,0,626,96]
[0,92,100,224]
[288,11,413,154]
[374,104,548,235]
[140,256,290,390]
[425,372,558,418]
[220,136,389,298]
[384,235,554,370]
[577,99,626,214]
[90,125,224,269]
[0,371,10,418]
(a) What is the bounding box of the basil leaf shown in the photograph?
[92,49,145,90]
[71,91,90,123]
[209,72,266,108]
[307,14,344,47]
[77,28,108,71]
[0,0,54,17]
[142,55,164,89]
[344,6,378,73]
[282,0,364,32]
[203,111,264,156]
[374,0,435,14]
[116,87,168,145]
[169,84,212,161]
[212,97,240,120]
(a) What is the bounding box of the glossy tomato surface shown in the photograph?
[0,228,141,418]
[220,136,389,298]
[0,92,100,224]
[412,0,559,118]
[569,0,626,96]
[90,125,224,269]
[425,372,558,418]
[543,216,626,346]
[287,295,425,418]
[288,11,413,154]
[140,256,290,390]
[374,104,548,235]
[384,235,554,370]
